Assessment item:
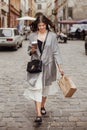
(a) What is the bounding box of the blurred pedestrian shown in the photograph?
[75,28,81,39]
[24,12,64,125]
[16,24,20,31]
[58,31,67,43]
[81,29,86,40]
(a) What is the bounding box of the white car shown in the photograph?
[0,28,24,50]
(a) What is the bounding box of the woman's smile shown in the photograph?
[38,22,46,33]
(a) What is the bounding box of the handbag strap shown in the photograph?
[40,31,49,58]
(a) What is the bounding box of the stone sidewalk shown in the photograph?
[0,40,87,130]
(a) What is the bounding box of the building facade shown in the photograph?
[55,0,87,32]
[8,0,21,27]
[28,0,33,16]
[73,0,87,20]
[57,0,87,21]
[0,0,8,27]
[47,0,55,21]
[0,0,32,27]
[1,0,87,28]
[34,0,47,15]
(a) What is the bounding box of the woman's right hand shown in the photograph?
[30,46,36,54]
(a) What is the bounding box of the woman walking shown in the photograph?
[24,13,64,125]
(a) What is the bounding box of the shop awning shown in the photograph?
[77,19,87,24]
[16,16,36,21]
[58,20,78,24]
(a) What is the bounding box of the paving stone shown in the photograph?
[76,122,87,127]
[74,127,86,130]
[0,127,7,130]
[63,127,74,130]
[50,127,62,130]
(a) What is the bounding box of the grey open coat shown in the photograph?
[27,31,63,88]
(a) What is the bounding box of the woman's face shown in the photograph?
[38,22,46,33]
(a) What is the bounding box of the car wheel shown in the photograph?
[13,44,18,51]
[20,43,22,47]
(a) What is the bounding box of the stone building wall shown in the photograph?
[73,0,87,20]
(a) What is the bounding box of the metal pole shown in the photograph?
[8,0,10,27]
[66,0,68,33]
[66,0,68,19]
[0,1,1,27]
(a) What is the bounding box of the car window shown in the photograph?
[0,29,12,37]
[14,30,19,36]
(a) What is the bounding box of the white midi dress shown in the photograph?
[24,72,59,102]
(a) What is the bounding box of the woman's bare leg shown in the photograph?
[35,101,42,116]
[41,96,47,108]
[34,96,47,117]
[34,101,42,124]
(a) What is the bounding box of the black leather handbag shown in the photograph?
[27,59,42,73]
[27,31,48,73]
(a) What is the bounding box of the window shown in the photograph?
[38,4,42,9]
[68,7,73,18]
[14,30,19,36]
[0,29,12,37]
[63,8,66,19]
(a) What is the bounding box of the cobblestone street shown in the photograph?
[0,40,87,130]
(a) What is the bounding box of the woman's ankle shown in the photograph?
[37,114,42,117]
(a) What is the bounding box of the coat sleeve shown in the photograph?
[52,33,63,65]
[27,34,32,55]
[27,33,37,56]
[27,33,39,58]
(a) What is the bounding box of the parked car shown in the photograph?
[0,28,24,50]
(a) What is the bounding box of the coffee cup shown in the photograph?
[32,41,37,49]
